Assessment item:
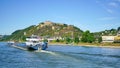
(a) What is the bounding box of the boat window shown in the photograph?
[33,41,39,43]
[27,37,31,38]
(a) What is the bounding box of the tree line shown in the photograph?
[53,30,101,44]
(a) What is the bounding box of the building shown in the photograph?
[102,36,115,43]
[102,30,120,43]
[0,35,3,39]
[117,30,120,36]
[114,30,120,42]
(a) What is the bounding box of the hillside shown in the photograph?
[93,27,120,38]
[4,21,83,41]
[2,21,120,42]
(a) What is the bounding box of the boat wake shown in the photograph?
[9,44,57,56]
[35,50,57,55]
[10,45,28,51]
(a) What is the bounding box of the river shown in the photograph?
[0,42,120,68]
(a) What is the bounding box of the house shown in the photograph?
[117,30,120,36]
[102,30,120,43]
[114,30,120,42]
[0,35,3,39]
[102,36,115,42]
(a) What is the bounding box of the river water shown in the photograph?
[0,42,120,68]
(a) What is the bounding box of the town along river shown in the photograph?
[0,42,120,68]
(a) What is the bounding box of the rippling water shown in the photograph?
[0,42,120,68]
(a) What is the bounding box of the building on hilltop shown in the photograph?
[44,21,53,26]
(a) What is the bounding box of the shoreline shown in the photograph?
[1,41,120,48]
[49,42,120,48]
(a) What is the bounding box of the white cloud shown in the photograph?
[108,2,118,7]
[116,0,120,2]
[98,17,116,21]
[95,0,119,14]
[106,9,114,13]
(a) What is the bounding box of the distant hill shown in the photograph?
[0,35,9,41]
[1,21,120,42]
[94,28,119,36]
[93,27,120,40]
[4,21,83,41]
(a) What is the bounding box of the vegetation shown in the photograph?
[1,21,120,46]
[43,39,48,42]
[81,30,95,43]
[98,37,102,43]
[74,37,79,44]
[3,21,83,42]
[93,28,117,36]
[65,37,72,44]
[117,27,120,31]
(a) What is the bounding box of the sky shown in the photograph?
[0,0,120,35]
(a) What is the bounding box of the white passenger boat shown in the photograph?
[25,35,48,50]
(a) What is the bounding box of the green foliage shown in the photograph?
[63,24,67,27]
[88,33,95,43]
[118,27,120,31]
[81,30,89,42]
[65,37,72,44]
[56,39,60,42]
[21,36,26,41]
[2,21,83,42]
[74,37,79,44]
[98,37,102,43]
[81,30,95,43]
[12,30,22,35]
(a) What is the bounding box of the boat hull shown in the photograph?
[26,42,48,50]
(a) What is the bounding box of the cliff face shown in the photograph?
[5,21,83,41]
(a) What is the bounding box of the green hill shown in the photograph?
[93,28,119,39]
[4,21,83,42]
[2,21,119,43]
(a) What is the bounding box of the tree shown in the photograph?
[117,27,120,31]
[65,37,72,44]
[21,36,26,41]
[74,37,79,44]
[98,37,102,43]
[87,33,95,43]
[81,30,95,43]
[56,39,60,42]
[81,30,89,42]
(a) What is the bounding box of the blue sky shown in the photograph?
[0,0,120,35]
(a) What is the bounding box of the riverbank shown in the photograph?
[49,42,120,48]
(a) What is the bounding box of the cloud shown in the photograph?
[116,0,120,2]
[95,0,100,4]
[108,2,118,7]
[95,0,119,14]
[106,9,114,13]
[98,17,116,21]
